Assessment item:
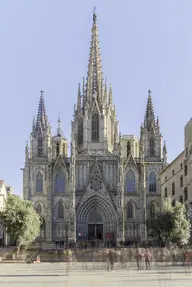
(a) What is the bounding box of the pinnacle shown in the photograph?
[36,90,48,132]
[144,89,155,131]
[86,10,103,104]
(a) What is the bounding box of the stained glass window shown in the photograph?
[55,170,65,193]
[149,171,156,192]
[38,138,43,157]
[36,172,43,193]
[58,202,64,219]
[149,137,155,156]
[127,203,133,219]
[125,170,136,192]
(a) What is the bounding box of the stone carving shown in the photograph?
[119,165,123,183]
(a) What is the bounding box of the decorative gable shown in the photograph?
[124,153,137,170]
[89,162,103,191]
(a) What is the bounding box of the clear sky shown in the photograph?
[0,0,191,196]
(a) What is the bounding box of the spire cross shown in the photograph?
[93,7,97,23]
[148,89,152,96]
[40,90,44,96]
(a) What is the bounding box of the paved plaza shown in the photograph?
[0,262,191,286]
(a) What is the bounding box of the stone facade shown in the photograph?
[23,12,167,244]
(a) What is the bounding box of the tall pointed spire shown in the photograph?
[144,89,155,131]
[86,8,103,104]
[36,90,48,132]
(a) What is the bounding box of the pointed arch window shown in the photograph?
[78,118,83,145]
[127,141,131,157]
[150,203,156,218]
[55,170,65,193]
[125,170,136,192]
[58,201,64,219]
[92,113,99,141]
[127,203,133,219]
[36,203,42,215]
[149,171,156,192]
[149,137,155,156]
[36,172,43,193]
[38,138,43,157]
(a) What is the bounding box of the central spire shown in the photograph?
[86,8,103,104]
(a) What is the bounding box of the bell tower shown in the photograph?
[140,89,162,161]
[30,90,52,160]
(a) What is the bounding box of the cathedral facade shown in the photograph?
[23,12,167,244]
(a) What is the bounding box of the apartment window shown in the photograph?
[180,163,183,169]
[172,182,175,196]
[180,175,183,187]
[179,195,183,204]
[165,176,167,182]
[172,170,174,176]
[164,187,167,198]
[172,199,175,207]
[185,165,188,176]
[184,187,188,201]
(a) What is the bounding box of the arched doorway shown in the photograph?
[88,208,103,240]
[76,194,117,242]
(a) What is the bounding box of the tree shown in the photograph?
[147,198,191,247]
[0,194,41,253]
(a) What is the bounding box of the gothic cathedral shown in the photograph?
[23,11,167,245]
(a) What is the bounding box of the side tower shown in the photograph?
[139,89,166,241]
[23,90,52,241]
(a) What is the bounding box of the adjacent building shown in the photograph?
[23,11,167,245]
[160,118,192,217]
[0,180,14,246]
[160,151,185,206]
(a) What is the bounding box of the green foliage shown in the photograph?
[147,198,191,247]
[0,194,41,252]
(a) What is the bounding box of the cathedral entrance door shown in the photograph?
[88,224,103,240]
[87,208,103,241]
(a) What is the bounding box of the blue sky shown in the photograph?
[0,0,191,196]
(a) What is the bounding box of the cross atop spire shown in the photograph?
[93,7,97,23]
[144,89,155,131]
[40,90,44,96]
[85,9,103,105]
